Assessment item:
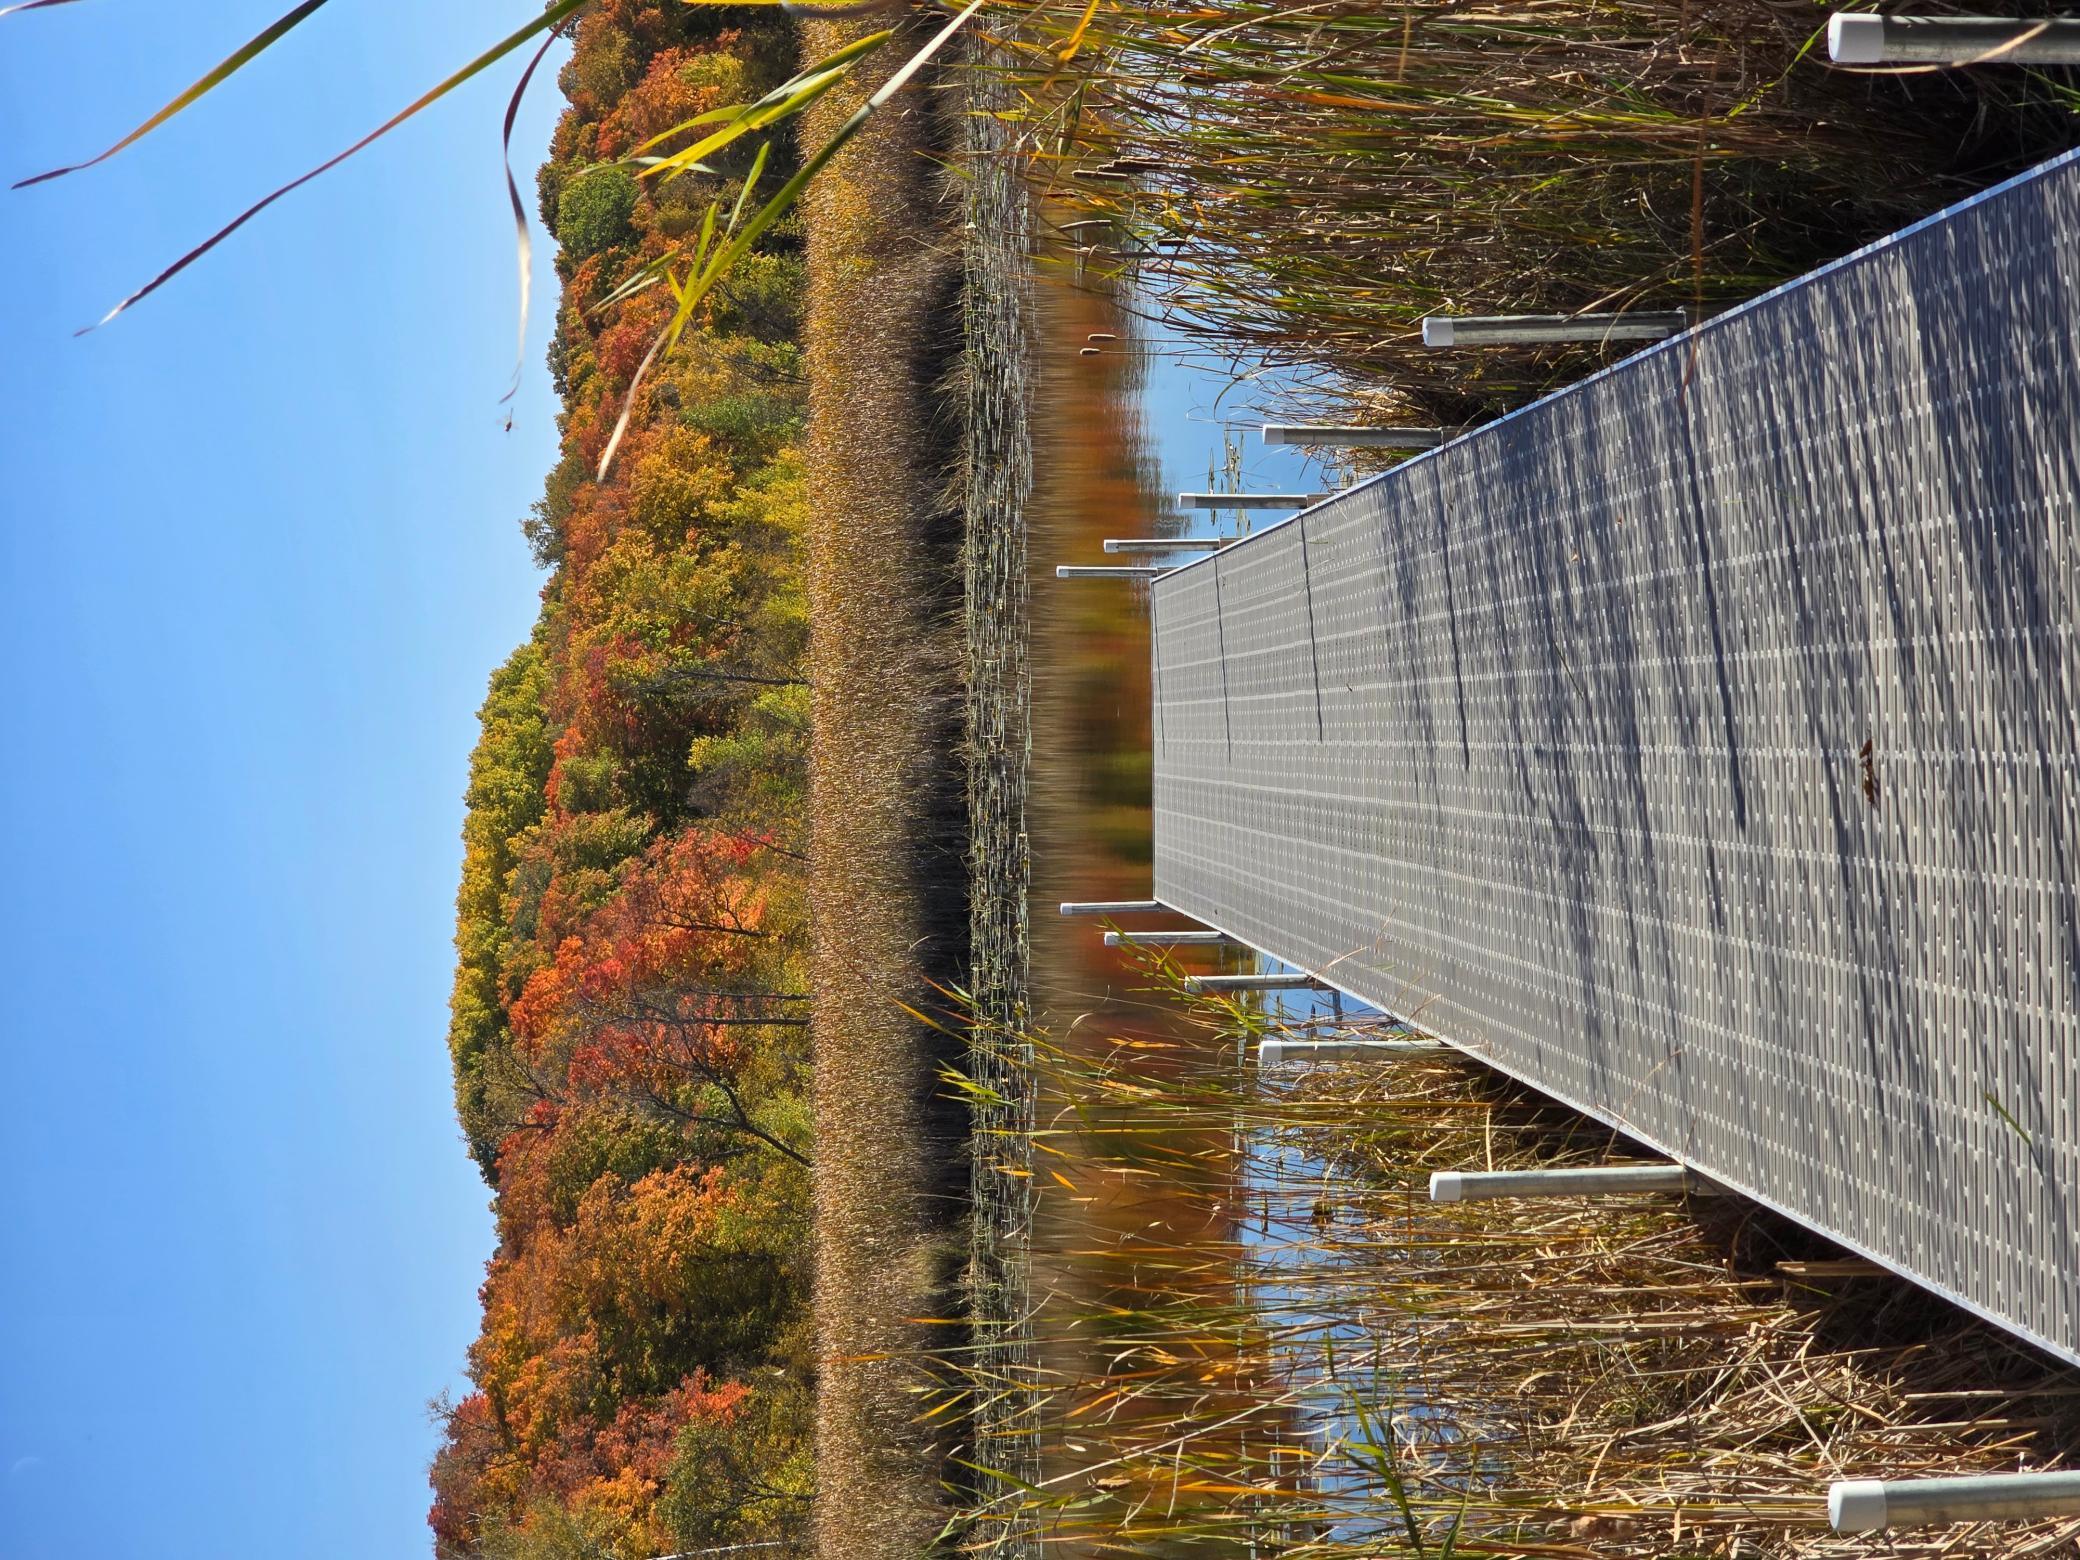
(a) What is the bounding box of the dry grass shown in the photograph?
[959,33,1046,1543]
[800,13,973,1555]
[790,11,2080,1558]
[1001,0,2079,417]
[926,977,2080,1557]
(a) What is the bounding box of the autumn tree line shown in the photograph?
[430,6,818,1552]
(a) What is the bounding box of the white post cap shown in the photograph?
[1420,316,1455,347]
[1257,1039,1291,1066]
[1828,13,1886,63]
[1429,1171,1465,1203]
[1828,1479,1889,1533]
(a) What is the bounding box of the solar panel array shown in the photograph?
[1150,150,2080,1365]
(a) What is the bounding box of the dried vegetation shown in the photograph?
[937,982,2080,1557]
[1004,0,2079,415]
[800,11,971,1554]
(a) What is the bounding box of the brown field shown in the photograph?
[800,14,972,1554]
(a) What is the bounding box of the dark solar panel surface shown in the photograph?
[1150,151,2080,1365]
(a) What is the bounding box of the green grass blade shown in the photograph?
[692,200,720,273]
[74,0,594,331]
[1347,1391,1426,1557]
[500,20,571,407]
[867,0,985,109]
[726,141,771,234]
[626,28,891,163]
[596,0,986,478]
[633,36,892,183]
[16,0,336,188]
[628,103,749,162]
[590,252,674,314]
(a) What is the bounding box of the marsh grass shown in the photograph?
[997,0,2079,416]
[800,11,977,1554]
[921,7,2080,1552]
[926,954,2080,1557]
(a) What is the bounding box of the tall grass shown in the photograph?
[996,0,2079,415]
[798,8,976,1554]
[931,967,2080,1556]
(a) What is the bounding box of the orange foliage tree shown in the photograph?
[433,7,812,1555]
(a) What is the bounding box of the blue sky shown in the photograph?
[0,4,566,1554]
[0,9,1333,1556]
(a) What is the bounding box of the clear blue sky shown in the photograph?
[0,11,1329,1555]
[0,5,566,1555]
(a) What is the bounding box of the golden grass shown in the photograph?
[926,988,2080,1557]
[800,13,972,1554]
[1003,0,2079,416]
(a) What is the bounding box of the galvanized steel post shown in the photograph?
[1183,972,1325,993]
[1177,491,1330,510]
[1259,1037,1449,1064]
[1829,1471,2080,1532]
[1420,311,1687,347]
[1262,424,1447,450]
[1828,14,2080,64]
[1429,1165,1708,1201]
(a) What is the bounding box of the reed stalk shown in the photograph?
[933,958,2080,1556]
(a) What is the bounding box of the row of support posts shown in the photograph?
[1061,316,1699,587]
[1061,899,2080,1532]
[1068,15,2078,560]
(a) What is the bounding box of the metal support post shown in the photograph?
[1184,972,1325,993]
[1259,1037,1448,1064]
[1060,900,1165,916]
[1828,14,2080,63]
[1829,1471,2080,1532]
[1055,565,1167,580]
[1420,311,1687,347]
[1103,537,1223,553]
[1177,491,1330,511]
[1429,1164,1714,1201]
[1103,930,1241,946]
[1262,424,1447,450]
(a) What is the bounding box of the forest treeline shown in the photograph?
[430,6,816,1553]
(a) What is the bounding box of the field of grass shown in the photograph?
[799,12,973,1554]
[933,987,2080,1557]
[1007,0,2079,417]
